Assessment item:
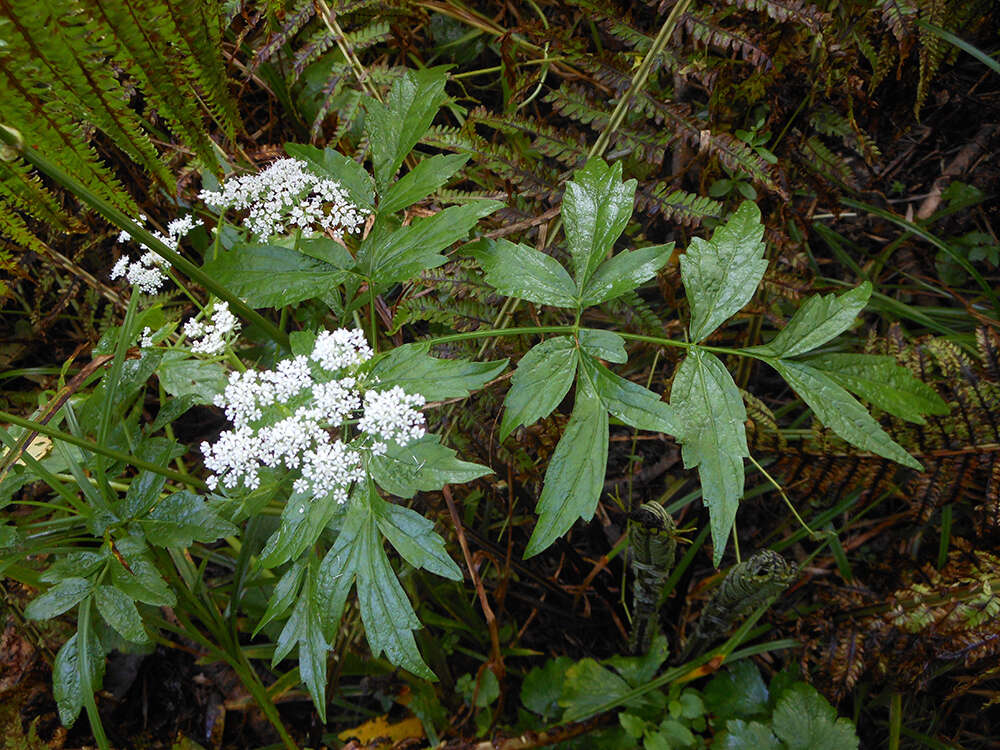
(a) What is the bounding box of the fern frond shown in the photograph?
[681,11,772,71]
[801,136,856,188]
[634,184,722,226]
[878,0,918,40]
[722,0,830,35]
[251,0,316,70]
[470,108,588,168]
[915,0,947,117]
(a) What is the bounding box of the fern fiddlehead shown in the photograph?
[628,502,678,654]
[679,549,797,662]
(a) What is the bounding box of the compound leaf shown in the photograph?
[670,349,748,565]
[750,283,872,358]
[681,201,767,343]
[771,359,922,470]
[524,376,608,558]
[500,336,578,442]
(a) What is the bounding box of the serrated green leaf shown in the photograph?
[355,491,434,679]
[803,353,948,423]
[580,355,677,435]
[562,159,636,288]
[607,634,669,686]
[470,238,579,308]
[680,201,767,343]
[376,500,462,580]
[295,236,356,270]
[157,351,228,404]
[578,328,627,363]
[258,490,346,568]
[255,558,306,637]
[110,536,176,606]
[121,438,182,520]
[139,490,238,548]
[379,153,469,214]
[559,658,631,722]
[370,434,492,499]
[369,342,507,401]
[52,629,104,728]
[716,719,782,750]
[95,585,147,643]
[316,497,365,641]
[365,67,450,192]
[750,283,872,358]
[524,376,608,558]
[771,683,859,750]
[40,551,108,583]
[283,143,375,210]
[579,243,674,307]
[770,359,922,470]
[201,243,348,308]
[704,661,770,721]
[24,577,93,620]
[521,656,574,719]
[500,337,578,442]
[357,202,502,291]
[670,349,748,566]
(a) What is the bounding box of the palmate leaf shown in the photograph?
[680,201,767,343]
[770,360,922,470]
[561,158,637,288]
[670,349,748,566]
[524,376,608,558]
[500,336,579,442]
[749,283,872,358]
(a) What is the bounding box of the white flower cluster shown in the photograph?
[201,330,426,505]
[110,214,202,293]
[183,301,242,355]
[198,158,369,241]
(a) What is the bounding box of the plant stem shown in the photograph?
[0,409,206,490]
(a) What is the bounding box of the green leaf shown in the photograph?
[258,490,346,568]
[607,634,669,686]
[499,336,578,442]
[120,438,183,520]
[521,656,574,719]
[40,551,108,584]
[273,562,330,721]
[110,536,177,606]
[770,359,922,470]
[670,349,748,566]
[469,238,579,308]
[294,236,356,270]
[524,376,608,558]
[94,585,147,643]
[580,354,677,435]
[201,243,348,308]
[254,558,306,637]
[578,328,627,364]
[771,683,859,750]
[656,719,697,748]
[559,658,631,722]
[25,577,93,620]
[52,629,105,727]
[750,283,872,358]
[365,67,451,192]
[355,489,435,679]
[716,720,782,750]
[704,661,770,721]
[358,202,502,291]
[370,434,492,499]
[680,201,767,343]
[139,490,238,548]
[376,499,463,580]
[316,499,365,641]
[803,353,948,423]
[283,143,375,210]
[379,154,469,214]
[562,159,637,288]
[157,351,228,404]
[369,342,507,401]
[579,243,674,307]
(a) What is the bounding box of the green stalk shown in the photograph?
[78,601,111,750]
[0,409,206,490]
[0,124,289,350]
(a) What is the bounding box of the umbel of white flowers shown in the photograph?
[110,215,202,293]
[199,157,369,240]
[201,329,426,504]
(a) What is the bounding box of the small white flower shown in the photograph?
[110,214,201,294]
[358,386,426,449]
[311,328,372,372]
[198,158,368,241]
[294,440,364,503]
[138,326,154,348]
[184,301,242,356]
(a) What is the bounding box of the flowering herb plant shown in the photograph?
[0,67,947,748]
